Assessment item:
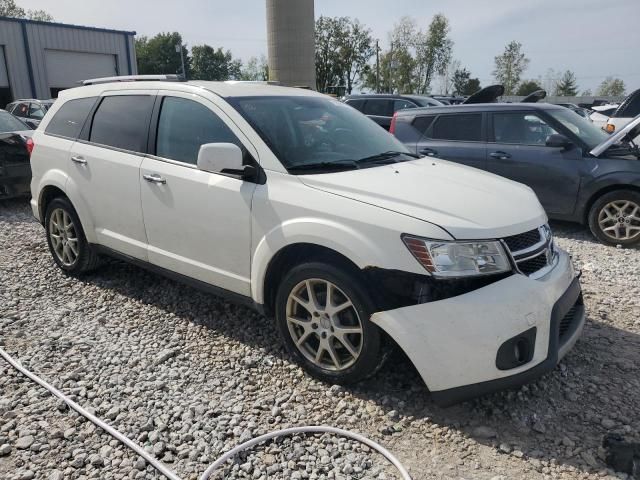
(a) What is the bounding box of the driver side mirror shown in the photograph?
[546,134,573,150]
[197,143,255,179]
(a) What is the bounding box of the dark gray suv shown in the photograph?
[392,103,640,246]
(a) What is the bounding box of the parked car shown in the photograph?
[6,98,55,129]
[30,75,584,406]
[590,104,619,129]
[604,89,640,142]
[431,95,466,105]
[343,94,443,130]
[392,103,640,246]
[554,103,592,120]
[0,109,33,199]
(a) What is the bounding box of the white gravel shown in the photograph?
[1,198,639,480]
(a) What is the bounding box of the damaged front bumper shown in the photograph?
[370,248,585,406]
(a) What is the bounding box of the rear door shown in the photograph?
[486,110,581,216]
[416,112,486,169]
[66,91,156,260]
[362,99,393,129]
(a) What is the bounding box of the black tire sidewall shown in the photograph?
[275,262,382,384]
[44,197,92,274]
[588,190,640,247]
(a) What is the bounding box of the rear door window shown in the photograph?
[45,97,97,139]
[430,114,482,141]
[89,95,155,153]
[394,99,417,112]
[363,99,393,117]
[14,102,29,118]
[29,103,46,120]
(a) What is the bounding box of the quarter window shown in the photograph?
[412,115,436,135]
[155,96,242,165]
[431,114,482,141]
[45,97,97,139]
[492,112,559,145]
[89,96,154,152]
[345,99,365,112]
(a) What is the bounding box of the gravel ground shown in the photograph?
[1,198,639,480]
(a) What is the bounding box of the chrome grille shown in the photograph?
[502,225,555,279]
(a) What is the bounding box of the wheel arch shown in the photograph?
[582,183,640,224]
[260,243,363,318]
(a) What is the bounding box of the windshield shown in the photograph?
[229,95,411,172]
[0,111,29,133]
[547,108,609,150]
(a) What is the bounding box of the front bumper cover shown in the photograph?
[370,249,584,406]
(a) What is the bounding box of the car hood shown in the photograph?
[298,158,547,240]
[591,114,640,157]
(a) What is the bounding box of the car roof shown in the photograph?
[344,94,434,101]
[10,98,54,103]
[394,102,567,116]
[56,80,324,101]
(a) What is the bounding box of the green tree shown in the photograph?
[136,33,190,77]
[582,88,592,96]
[555,70,579,96]
[240,55,268,81]
[415,13,453,94]
[315,16,374,94]
[493,41,530,95]
[597,77,626,96]
[452,67,480,96]
[517,80,543,96]
[191,45,241,81]
[0,0,53,20]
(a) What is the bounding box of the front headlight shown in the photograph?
[402,235,511,278]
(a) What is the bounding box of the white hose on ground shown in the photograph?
[0,347,412,480]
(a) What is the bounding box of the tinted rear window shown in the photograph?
[45,97,97,139]
[89,96,154,153]
[412,115,436,134]
[363,99,393,117]
[345,99,365,111]
[431,114,482,141]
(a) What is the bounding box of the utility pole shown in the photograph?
[375,40,380,93]
[176,43,186,79]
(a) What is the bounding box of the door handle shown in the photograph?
[490,151,511,160]
[143,173,167,185]
[419,148,438,157]
[71,155,87,165]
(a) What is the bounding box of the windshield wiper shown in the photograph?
[355,151,420,164]
[287,160,360,173]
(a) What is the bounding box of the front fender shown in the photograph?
[577,171,640,219]
[251,217,391,304]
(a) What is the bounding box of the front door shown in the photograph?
[140,92,257,296]
[66,91,156,260]
[486,111,581,216]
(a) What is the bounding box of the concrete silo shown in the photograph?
[266,0,316,89]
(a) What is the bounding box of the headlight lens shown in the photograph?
[403,235,511,277]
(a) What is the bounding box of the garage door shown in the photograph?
[45,50,117,91]
[0,47,9,88]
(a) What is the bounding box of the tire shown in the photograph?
[588,190,640,247]
[275,261,386,385]
[44,197,101,275]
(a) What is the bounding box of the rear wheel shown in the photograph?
[588,190,640,247]
[275,262,385,384]
[45,197,101,274]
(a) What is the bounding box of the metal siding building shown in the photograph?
[0,16,136,107]
[266,0,316,89]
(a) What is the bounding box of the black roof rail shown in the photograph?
[82,74,186,86]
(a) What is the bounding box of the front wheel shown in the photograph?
[275,262,386,384]
[588,190,640,247]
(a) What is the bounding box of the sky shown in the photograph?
[19,0,640,93]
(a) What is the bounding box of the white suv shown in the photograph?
[29,76,585,405]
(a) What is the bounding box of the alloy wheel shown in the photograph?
[49,208,79,266]
[598,200,640,241]
[286,279,363,371]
